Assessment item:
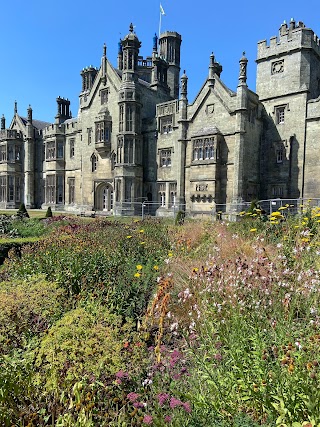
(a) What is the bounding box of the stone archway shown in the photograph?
[95,183,114,212]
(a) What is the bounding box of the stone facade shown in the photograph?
[1,20,320,215]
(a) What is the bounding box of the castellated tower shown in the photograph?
[159,31,182,99]
[256,20,320,199]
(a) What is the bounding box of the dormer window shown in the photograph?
[100,88,109,105]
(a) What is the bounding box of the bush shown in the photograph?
[45,206,53,218]
[17,203,29,219]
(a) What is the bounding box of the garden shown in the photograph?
[0,203,320,426]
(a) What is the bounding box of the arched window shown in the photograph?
[91,154,98,172]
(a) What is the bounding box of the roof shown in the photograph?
[20,116,51,130]
[191,126,221,137]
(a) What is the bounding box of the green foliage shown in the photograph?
[33,306,143,391]
[2,219,170,319]
[0,275,66,355]
[46,206,53,218]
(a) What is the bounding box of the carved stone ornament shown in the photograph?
[271,60,284,74]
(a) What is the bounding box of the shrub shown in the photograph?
[0,275,66,355]
[17,202,29,218]
[45,206,53,218]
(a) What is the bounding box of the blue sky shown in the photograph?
[1,0,319,123]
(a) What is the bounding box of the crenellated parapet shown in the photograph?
[257,20,320,62]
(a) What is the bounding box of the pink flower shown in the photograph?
[182,401,192,413]
[133,401,145,408]
[164,415,172,423]
[116,370,129,379]
[170,397,182,409]
[157,393,170,406]
[143,415,153,424]
[127,392,139,402]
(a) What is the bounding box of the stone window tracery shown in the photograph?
[68,178,75,204]
[158,183,166,207]
[160,116,173,134]
[193,137,215,161]
[91,154,98,172]
[70,139,75,158]
[160,149,172,167]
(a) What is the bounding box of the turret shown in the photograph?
[159,31,182,98]
[120,23,141,82]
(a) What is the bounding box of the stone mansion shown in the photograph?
[1,20,320,215]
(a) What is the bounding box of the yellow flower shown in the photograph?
[192,267,199,272]
[139,229,144,233]
[134,272,141,278]
[153,265,159,270]
[278,206,287,210]
[136,264,143,270]
[271,211,282,217]
[250,228,257,232]
[126,235,132,239]
[168,252,173,257]
[140,241,146,245]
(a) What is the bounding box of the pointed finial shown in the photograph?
[129,23,134,33]
[14,100,17,114]
[103,43,106,56]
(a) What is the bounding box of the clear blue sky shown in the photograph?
[0,0,319,123]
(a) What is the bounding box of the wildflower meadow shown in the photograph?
[0,206,320,426]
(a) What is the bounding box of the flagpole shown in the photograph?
[158,8,162,42]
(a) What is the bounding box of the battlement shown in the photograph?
[156,100,179,117]
[159,31,181,41]
[257,21,320,61]
[0,129,22,141]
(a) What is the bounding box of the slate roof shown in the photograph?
[20,116,51,130]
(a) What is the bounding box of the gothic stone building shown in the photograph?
[1,20,320,215]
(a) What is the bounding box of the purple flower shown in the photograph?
[170,397,182,409]
[214,353,222,361]
[143,415,153,424]
[182,401,192,413]
[115,370,129,379]
[127,392,139,402]
[133,401,145,408]
[164,415,172,423]
[157,393,170,406]
[170,349,182,368]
